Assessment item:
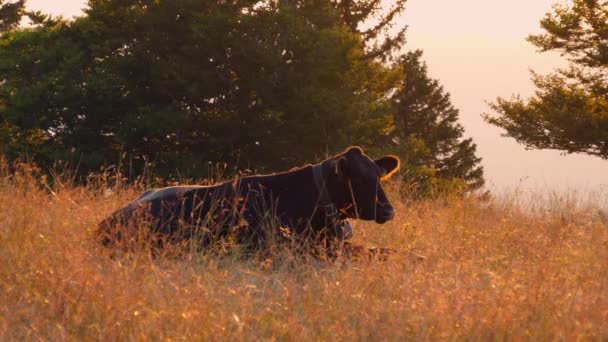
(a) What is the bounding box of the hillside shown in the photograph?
[1,166,607,339]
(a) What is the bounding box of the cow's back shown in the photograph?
[98,185,226,246]
[115,186,206,222]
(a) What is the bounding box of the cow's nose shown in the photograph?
[383,207,395,220]
[376,206,395,223]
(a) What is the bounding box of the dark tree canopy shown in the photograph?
[0,0,399,178]
[332,0,408,60]
[485,0,608,159]
[389,50,484,194]
[0,0,483,194]
[0,0,24,31]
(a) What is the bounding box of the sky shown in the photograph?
[26,0,608,191]
[400,0,608,192]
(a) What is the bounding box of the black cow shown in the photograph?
[98,146,400,255]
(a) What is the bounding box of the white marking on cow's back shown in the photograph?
[136,185,209,203]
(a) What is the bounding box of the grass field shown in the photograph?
[1,165,607,340]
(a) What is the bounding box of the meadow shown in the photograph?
[1,164,607,340]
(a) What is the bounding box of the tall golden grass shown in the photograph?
[0,163,607,340]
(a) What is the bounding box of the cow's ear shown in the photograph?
[330,157,348,177]
[375,155,400,180]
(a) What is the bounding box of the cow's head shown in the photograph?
[327,146,400,224]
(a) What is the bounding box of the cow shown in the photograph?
[98,146,400,257]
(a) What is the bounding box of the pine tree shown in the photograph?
[332,0,407,60]
[485,0,608,159]
[390,50,484,193]
[0,0,24,32]
[0,0,399,177]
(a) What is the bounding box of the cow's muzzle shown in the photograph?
[375,206,395,224]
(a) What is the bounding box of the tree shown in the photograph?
[0,0,57,165]
[209,0,400,170]
[0,0,399,178]
[389,50,484,194]
[485,0,608,159]
[0,0,24,32]
[332,0,408,60]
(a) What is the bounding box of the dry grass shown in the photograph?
[1,165,607,340]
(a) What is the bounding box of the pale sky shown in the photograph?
[26,0,608,191]
[400,0,608,192]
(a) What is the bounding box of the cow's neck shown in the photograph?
[241,161,343,228]
[243,165,317,204]
[312,162,339,219]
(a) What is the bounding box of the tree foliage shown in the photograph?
[0,0,483,195]
[332,0,407,60]
[485,0,608,159]
[0,0,398,177]
[389,50,484,194]
[0,0,24,31]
